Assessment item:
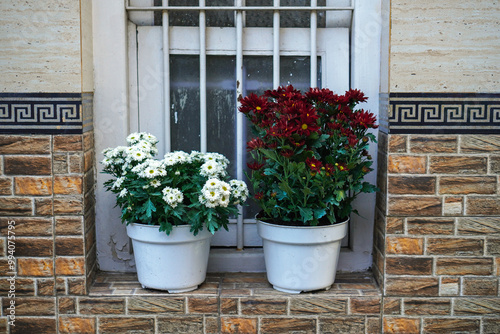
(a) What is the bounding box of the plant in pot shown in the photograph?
[239,85,378,293]
[101,132,248,293]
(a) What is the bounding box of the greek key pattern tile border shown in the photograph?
[388,93,500,134]
[0,92,93,134]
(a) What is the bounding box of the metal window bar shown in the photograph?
[126,0,354,250]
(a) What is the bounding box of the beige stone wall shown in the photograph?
[390,0,500,93]
[0,0,83,93]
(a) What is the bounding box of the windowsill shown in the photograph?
[90,271,380,297]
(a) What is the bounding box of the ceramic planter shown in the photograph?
[257,219,348,294]
[126,223,213,293]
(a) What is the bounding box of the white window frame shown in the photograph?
[93,0,381,272]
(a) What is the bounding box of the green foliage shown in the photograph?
[240,86,379,226]
[101,132,249,235]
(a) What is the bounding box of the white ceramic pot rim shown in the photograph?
[258,219,348,245]
[127,223,212,244]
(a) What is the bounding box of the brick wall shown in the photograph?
[374,133,500,333]
[0,133,96,333]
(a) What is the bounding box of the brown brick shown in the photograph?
[59,316,96,334]
[54,135,83,152]
[429,156,487,174]
[59,297,76,314]
[487,238,500,255]
[443,196,463,216]
[261,318,316,334]
[56,237,84,256]
[388,155,426,174]
[403,298,451,315]
[388,176,436,195]
[17,258,54,276]
[407,218,455,235]
[68,277,87,295]
[79,298,125,314]
[458,217,500,235]
[0,217,53,236]
[423,318,480,334]
[440,277,460,296]
[240,297,287,315]
[367,317,381,334]
[427,238,484,256]
[350,297,381,314]
[385,277,438,296]
[14,176,53,195]
[496,257,500,276]
[69,153,84,173]
[55,257,85,275]
[157,316,202,333]
[220,297,238,314]
[320,317,365,333]
[53,153,69,174]
[84,150,94,172]
[0,278,34,296]
[461,135,500,153]
[2,297,55,316]
[467,197,500,215]
[0,177,12,195]
[386,257,432,275]
[483,318,500,334]
[55,216,83,235]
[383,317,420,334]
[37,278,57,296]
[11,318,56,334]
[188,296,218,314]
[386,217,404,234]
[436,258,493,276]
[0,197,32,215]
[389,135,407,153]
[439,176,497,195]
[454,298,500,315]
[289,297,347,314]
[35,197,53,215]
[99,317,154,334]
[4,155,51,175]
[53,197,83,214]
[410,135,457,153]
[383,298,401,315]
[0,135,51,154]
[128,297,184,314]
[388,196,442,216]
[463,277,499,296]
[386,237,423,255]
[54,176,83,195]
[491,156,500,174]
[15,237,53,257]
[220,317,257,334]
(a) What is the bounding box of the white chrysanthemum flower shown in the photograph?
[101,157,113,167]
[119,188,128,198]
[126,132,141,144]
[205,178,220,190]
[142,166,158,178]
[112,177,125,189]
[150,179,161,188]
[130,149,146,162]
[220,181,231,196]
[200,160,225,177]
[219,194,230,207]
[162,187,183,208]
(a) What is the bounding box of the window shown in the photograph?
[94,0,380,272]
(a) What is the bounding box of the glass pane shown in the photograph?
[245,0,326,28]
[170,55,201,152]
[170,55,321,218]
[207,56,237,177]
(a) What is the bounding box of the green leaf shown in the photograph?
[298,207,313,222]
[313,208,327,219]
[143,199,156,218]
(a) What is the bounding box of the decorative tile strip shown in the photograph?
[388,93,500,134]
[0,92,93,134]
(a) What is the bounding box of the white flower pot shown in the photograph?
[258,219,348,294]
[126,223,213,293]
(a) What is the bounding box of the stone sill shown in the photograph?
[91,271,380,297]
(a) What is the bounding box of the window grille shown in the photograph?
[125,0,353,250]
